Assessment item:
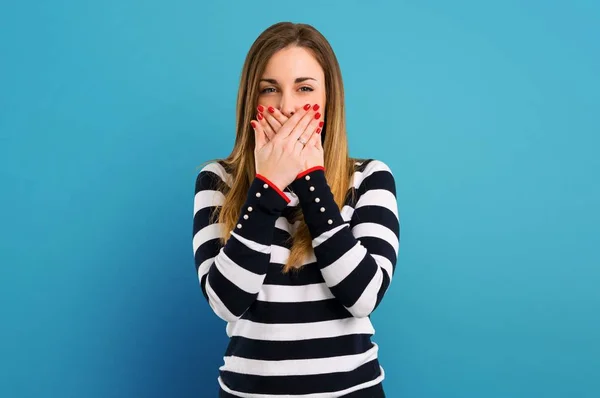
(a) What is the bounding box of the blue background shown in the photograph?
[1,1,599,397]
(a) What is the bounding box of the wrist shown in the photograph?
[255,174,290,203]
[296,165,325,180]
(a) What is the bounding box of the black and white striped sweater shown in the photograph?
[192,159,400,397]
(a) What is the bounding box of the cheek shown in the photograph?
[257,97,280,108]
[313,91,326,108]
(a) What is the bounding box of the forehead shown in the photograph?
[262,46,324,80]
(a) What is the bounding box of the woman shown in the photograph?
[193,22,400,397]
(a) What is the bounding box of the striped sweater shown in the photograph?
[192,159,400,397]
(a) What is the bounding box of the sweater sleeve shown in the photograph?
[192,163,289,322]
[290,160,400,318]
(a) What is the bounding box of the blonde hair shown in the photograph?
[217,22,355,272]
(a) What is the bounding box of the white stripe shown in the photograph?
[275,216,301,235]
[312,224,347,248]
[230,230,271,254]
[226,317,375,341]
[372,253,394,281]
[270,245,290,264]
[205,278,238,322]
[221,344,379,376]
[354,189,398,219]
[352,160,392,189]
[340,205,354,221]
[197,256,215,279]
[351,223,399,254]
[218,371,384,398]
[257,283,334,303]
[346,267,383,317]
[201,162,232,187]
[285,192,299,206]
[214,250,265,294]
[192,223,224,253]
[270,245,316,265]
[320,243,366,286]
[193,189,225,214]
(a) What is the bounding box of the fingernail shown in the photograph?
[319,121,324,127]
[316,128,322,134]
[313,104,320,111]
[251,121,257,129]
[303,104,311,111]
[314,112,321,119]
[257,105,264,112]
[257,113,264,120]
[268,106,275,113]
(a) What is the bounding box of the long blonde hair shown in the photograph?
[217,22,354,272]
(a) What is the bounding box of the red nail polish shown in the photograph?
[313,104,320,111]
[316,128,322,134]
[257,105,264,112]
[303,104,311,111]
[319,121,324,127]
[251,121,257,129]
[314,112,321,119]
[257,113,264,120]
[268,106,275,113]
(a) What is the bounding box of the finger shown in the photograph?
[289,106,321,143]
[298,117,323,147]
[315,121,324,149]
[251,120,267,150]
[296,114,322,152]
[276,103,313,139]
[305,127,322,150]
[267,106,289,126]
[263,111,282,135]
[316,125,324,150]
[257,112,276,141]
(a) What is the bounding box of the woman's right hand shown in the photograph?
[251,104,322,190]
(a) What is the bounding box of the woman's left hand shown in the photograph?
[261,105,324,171]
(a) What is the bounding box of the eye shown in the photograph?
[299,86,314,92]
[260,87,277,94]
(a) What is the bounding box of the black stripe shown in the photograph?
[222,236,271,274]
[199,273,209,301]
[329,255,377,308]
[192,205,219,235]
[195,169,229,195]
[358,236,398,271]
[354,169,396,198]
[271,228,292,251]
[220,383,385,398]
[194,237,221,272]
[281,205,302,219]
[207,267,258,317]
[241,299,352,324]
[375,269,391,311]
[220,358,382,395]
[224,334,375,360]
[351,206,400,239]
[264,263,324,285]
[314,225,356,268]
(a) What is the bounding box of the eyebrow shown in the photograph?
[259,77,317,84]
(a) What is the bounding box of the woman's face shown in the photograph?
[258,46,326,118]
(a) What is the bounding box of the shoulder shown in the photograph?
[351,158,396,193]
[195,160,232,193]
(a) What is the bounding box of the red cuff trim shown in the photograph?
[256,174,291,203]
[296,166,325,179]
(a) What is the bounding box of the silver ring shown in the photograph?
[298,138,307,146]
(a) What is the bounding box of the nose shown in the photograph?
[279,93,297,117]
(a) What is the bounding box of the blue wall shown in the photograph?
[1,1,598,397]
